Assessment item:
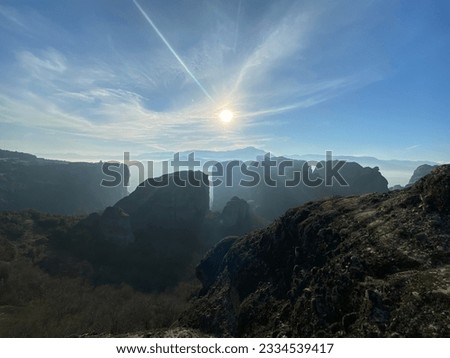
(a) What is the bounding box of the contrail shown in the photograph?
[133,0,214,102]
[233,0,242,52]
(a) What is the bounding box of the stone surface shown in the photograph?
[408,164,438,185]
[181,165,450,337]
[115,170,209,234]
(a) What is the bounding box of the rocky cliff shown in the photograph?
[0,149,129,215]
[181,165,450,337]
[312,161,388,197]
[211,157,389,221]
[115,170,209,234]
[61,171,210,291]
[408,164,438,185]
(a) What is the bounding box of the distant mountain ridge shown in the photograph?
[34,147,439,187]
[134,146,266,161]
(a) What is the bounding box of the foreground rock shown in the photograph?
[181,165,450,337]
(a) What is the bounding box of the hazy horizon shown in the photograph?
[2,145,433,188]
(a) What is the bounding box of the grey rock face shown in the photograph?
[181,165,450,337]
[221,197,250,230]
[115,171,209,234]
[196,236,238,293]
[408,164,438,185]
[211,157,389,221]
[312,161,389,196]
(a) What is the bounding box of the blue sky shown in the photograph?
[0,0,449,162]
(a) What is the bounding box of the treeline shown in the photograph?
[0,260,196,337]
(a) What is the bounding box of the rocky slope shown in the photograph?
[181,165,450,337]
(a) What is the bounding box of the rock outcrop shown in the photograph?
[197,196,265,251]
[211,157,389,221]
[219,197,253,235]
[408,164,438,185]
[181,165,450,337]
[73,171,211,291]
[45,170,211,291]
[312,162,388,197]
[114,170,209,234]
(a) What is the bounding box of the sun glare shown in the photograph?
[219,109,234,124]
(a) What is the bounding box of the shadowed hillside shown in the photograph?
[0,149,129,215]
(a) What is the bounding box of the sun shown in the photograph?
[219,109,234,124]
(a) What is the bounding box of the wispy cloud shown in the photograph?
[231,3,313,94]
[18,49,67,75]
[0,5,27,30]
[0,0,384,155]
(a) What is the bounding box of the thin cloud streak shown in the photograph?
[232,0,242,53]
[133,0,215,103]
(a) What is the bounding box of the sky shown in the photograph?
[0,0,449,162]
